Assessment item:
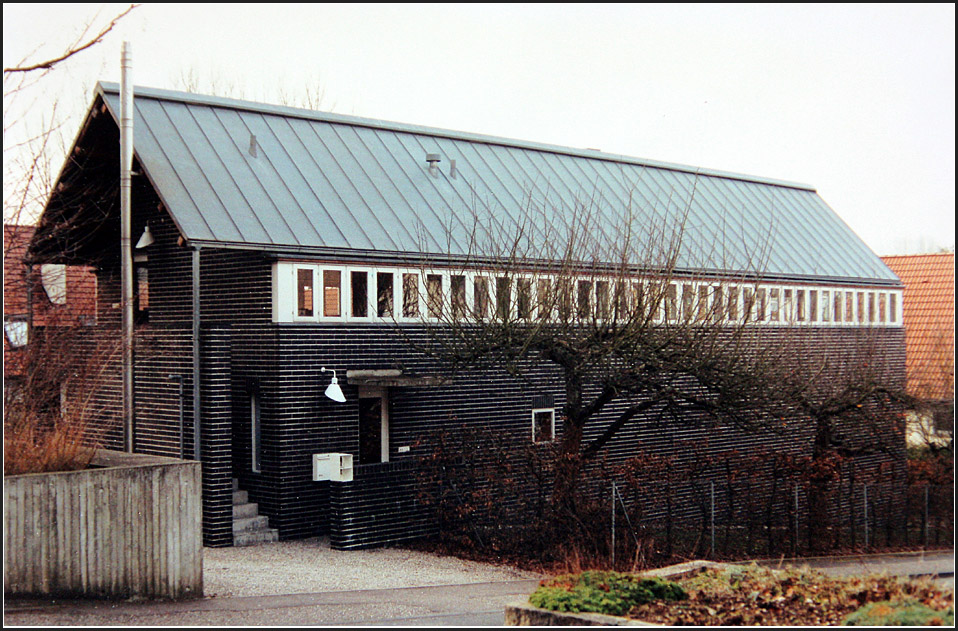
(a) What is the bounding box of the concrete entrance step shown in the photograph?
[231,478,278,547]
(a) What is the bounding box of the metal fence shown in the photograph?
[608,480,953,564]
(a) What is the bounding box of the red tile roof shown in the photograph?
[3,224,98,377]
[882,253,955,402]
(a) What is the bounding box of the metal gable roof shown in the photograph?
[97,82,898,284]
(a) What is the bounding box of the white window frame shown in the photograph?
[532,407,556,444]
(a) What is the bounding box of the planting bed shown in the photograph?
[525,565,954,626]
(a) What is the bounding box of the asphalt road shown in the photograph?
[4,550,953,626]
[3,579,542,626]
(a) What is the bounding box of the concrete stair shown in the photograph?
[232,479,278,546]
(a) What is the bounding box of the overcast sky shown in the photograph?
[3,3,954,256]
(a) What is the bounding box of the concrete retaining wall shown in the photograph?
[3,449,202,599]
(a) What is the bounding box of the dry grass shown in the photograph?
[4,325,121,475]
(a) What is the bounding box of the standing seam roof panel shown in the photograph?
[217,108,322,246]
[238,111,342,248]
[162,101,266,243]
[127,98,213,241]
[191,105,299,246]
[96,83,899,284]
[147,100,243,242]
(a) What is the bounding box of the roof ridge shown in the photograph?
[96,81,815,192]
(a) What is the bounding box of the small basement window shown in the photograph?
[532,408,555,443]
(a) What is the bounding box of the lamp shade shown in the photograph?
[135,225,155,248]
[324,376,346,402]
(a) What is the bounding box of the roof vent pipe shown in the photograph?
[249,133,258,158]
[120,40,134,453]
[426,153,441,177]
[449,159,457,179]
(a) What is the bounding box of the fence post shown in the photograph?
[611,481,616,568]
[863,484,869,549]
[794,484,800,554]
[710,481,715,557]
[923,485,929,549]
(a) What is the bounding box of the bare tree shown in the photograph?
[406,190,800,516]
[4,4,137,474]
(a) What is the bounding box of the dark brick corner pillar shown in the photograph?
[200,326,233,547]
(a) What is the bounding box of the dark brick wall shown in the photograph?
[221,323,905,546]
[200,326,234,546]
[81,202,907,548]
[329,461,436,550]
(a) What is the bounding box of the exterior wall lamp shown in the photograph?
[135,225,155,248]
[321,367,346,402]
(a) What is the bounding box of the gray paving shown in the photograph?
[3,579,541,626]
[4,549,953,626]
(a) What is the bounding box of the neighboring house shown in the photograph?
[881,253,955,447]
[28,83,905,548]
[3,223,97,389]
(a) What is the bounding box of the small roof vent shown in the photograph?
[426,153,441,176]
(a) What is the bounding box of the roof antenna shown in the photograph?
[249,134,258,158]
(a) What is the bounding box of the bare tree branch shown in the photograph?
[3,5,139,75]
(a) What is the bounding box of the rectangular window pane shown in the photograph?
[323,270,341,317]
[712,286,723,322]
[797,290,806,321]
[697,285,709,321]
[784,289,793,322]
[558,279,573,321]
[427,274,443,318]
[727,286,738,321]
[533,409,554,443]
[517,278,532,320]
[633,282,646,319]
[136,266,149,312]
[537,278,553,320]
[496,276,512,320]
[821,291,829,322]
[596,280,610,320]
[297,268,314,317]
[474,276,489,319]
[856,292,865,323]
[451,275,466,319]
[351,271,368,318]
[578,280,593,320]
[889,293,897,323]
[756,288,767,321]
[377,272,394,317]
[878,293,887,323]
[682,284,694,320]
[834,291,843,322]
[868,292,876,322]
[403,273,419,317]
[666,284,678,321]
[769,288,780,321]
[809,291,817,322]
[613,281,630,320]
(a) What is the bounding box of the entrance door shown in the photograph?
[358,388,389,464]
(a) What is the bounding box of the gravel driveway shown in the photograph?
[203,537,541,598]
